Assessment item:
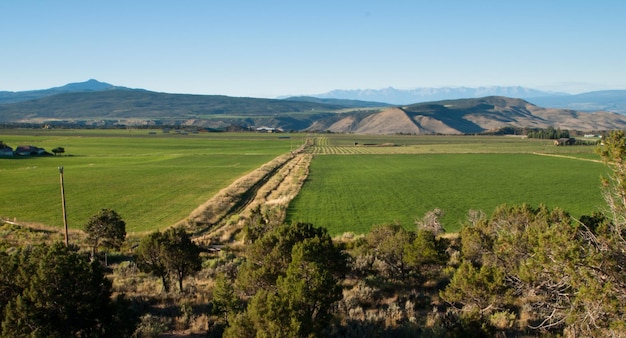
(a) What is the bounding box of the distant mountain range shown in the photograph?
[526,91,626,113]
[2,80,626,133]
[314,86,561,104]
[312,86,626,113]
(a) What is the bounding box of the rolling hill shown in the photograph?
[305,96,626,134]
[2,81,626,133]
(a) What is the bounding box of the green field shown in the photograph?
[288,136,608,235]
[0,130,298,232]
[1,131,610,235]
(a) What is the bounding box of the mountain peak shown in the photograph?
[0,79,135,104]
[58,79,116,91]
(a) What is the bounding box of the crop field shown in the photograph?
[1,130,609,236]
[288,135,608,235]
[306,135,601,155]
[0,130,299,232]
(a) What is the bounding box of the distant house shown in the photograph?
[14,145,49,156]
[554,138,576,146]
[255,126,275,133]
[0,145,13,156]
[255,126,283,133]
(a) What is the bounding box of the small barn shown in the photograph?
[554,138,576,146]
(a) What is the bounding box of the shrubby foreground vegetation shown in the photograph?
[1,131,626,337]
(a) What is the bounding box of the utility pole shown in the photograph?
[59,166,69,247]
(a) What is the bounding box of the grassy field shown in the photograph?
[0,130,299,232]
[288,135,608,235]
[1,131,609,235]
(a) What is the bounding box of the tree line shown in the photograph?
[525,126,570,139]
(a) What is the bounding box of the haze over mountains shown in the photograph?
[311,86,626,113]
[314,86,561,105]
[1,79,626,134]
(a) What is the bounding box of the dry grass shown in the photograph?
[190,152,312,246]
[0,219,88,250]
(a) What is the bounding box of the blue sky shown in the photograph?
[2,1,625,97]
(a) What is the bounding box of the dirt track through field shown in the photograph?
[532,152,604,164]
[181,139,313,246]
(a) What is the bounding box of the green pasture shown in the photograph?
[1,130,610,236]
[0,130,299,232]
[288,135,608,235]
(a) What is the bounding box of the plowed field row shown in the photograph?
[307,145,427,155]
[307,137,425,155]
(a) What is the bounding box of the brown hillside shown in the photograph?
[352,108,422,134]
[530,107,626,130]
[411,115,462,134]
[308,96,626,134]
[325,115,359,133]
[309,107,463,135]
[402,96,626,133]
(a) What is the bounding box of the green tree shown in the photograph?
[135,227,201,293]
[236,222,346,295]
[226,223,347,337]
[0,242,133,337]
[365,223,414,280]
[0,251,22,320]
[441,203,626,336]
[161,226,202,293]
[441,260,510,312]
[597,130,626,228]
[222,311,256,338]
[403,229,445,281]
[84,208,126,258]
[233,289,296,338]
[51,146,65,156]
[212,273,240,322]
[275,239,343,336]
[577,130,626,335]
[136,231,170,292]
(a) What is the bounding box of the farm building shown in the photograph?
[14,145,50,156]
[255,126,284,133]
[0,145,13,156]
[554,138,576,146]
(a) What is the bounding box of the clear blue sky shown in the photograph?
[2,1,625,97]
